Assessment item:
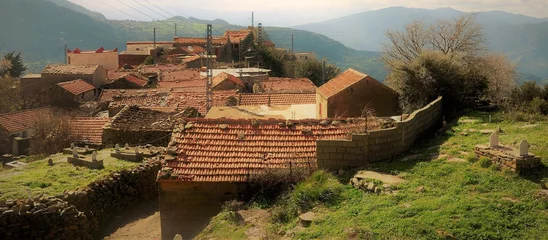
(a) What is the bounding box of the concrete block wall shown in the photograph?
[317,97,442,169]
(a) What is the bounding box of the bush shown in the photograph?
[479,157,492,168]
[29,110,78,155]
[466,155,478,163]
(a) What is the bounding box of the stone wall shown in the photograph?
[474,145,542,172]
[0,160,161,239]
[317,97,443,169]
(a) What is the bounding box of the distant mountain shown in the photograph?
[1,0,385,79]
[46,0,107,21]
[293,7,548,79]
[0,0,126,70]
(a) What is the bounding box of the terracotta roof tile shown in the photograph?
[174,37,226,46]
[157,79,205,88]
[0,107,52,133]
[161,118,374,183]
[239,93,316,106]
[262,78,316,93]
[212,72,245,88]
[99,89,171,102]
[317,68,369,98]
[57,79,95,95]
[69,118,109,145]
[109,106,175,131]
[42,64,100,75]
[224,29,253,42]
[125,74,149,87]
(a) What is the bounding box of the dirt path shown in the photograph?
[100,201,161,240]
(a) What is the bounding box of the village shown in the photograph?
[1,15,547,240]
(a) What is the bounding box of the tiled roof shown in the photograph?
[99,89,171,102]
[107,70,131,80]
[101,88,238,115]
[174,37,227,46]
[212,72,245,88]
[239,93,316,106]
[161,118,368,182]
[224,29,253,43]
[179,45,206,54]
[0,107,52,133]
[108,106,176,131]
[157,79,205,88]
[125,74,149,87]
[262,77,316,93]
[161,69,203,82]
[317,68,368,98]
[57,79,95,95]
[127,41,173,45]
[69,118,109,145]
[42,64,99,75]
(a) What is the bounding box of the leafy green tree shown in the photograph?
[0,75,23,113]
[1,51,28,77]
[294,60,340,87]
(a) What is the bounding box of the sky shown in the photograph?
[70,0,548,26]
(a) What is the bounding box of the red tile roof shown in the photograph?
[157,79,205,89]
[317,68,369,98]
[101,88,237,115]
[212,72,245,88]
[239,93,316,106]
[262,77,316,93]
[57,79,95,95]
[127,41,173,45]
[125,74,149,87]
[224,29,253,43]
[42,64,100,75]
[69,118,109,145]
[107,70,130,80]
[174,37,227,46]
[161,69,203,82]
[0,107,52,133]
[160,118,369,182]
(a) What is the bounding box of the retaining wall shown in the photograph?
[0,160,161,239]
[317,97,443,169]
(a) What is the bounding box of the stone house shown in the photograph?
[66,47,119,70]
[125,41,174,55]
[293,52,316,62]
[19,74,42,98]
[102,106,176,147]
[50,80,96,107]
[259,77,316,94]
[41,64,108,88]
[173,37,228,60]
[0,107,52,155]
[157,118,367,239]
[316,68,400,118]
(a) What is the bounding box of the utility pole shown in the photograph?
[175,23,177,37]
[251,12,254,28]
[258,23,263,44]
[64,44,67,64]
[322,60,326,84]
[206,24,213,112]
[153,28,156,64]
[291,34,294,55]
[239,39,242,67]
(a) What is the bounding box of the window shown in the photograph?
[319,103,322,116]
[305,56,308,60]
[136,48,140,51]
[67,56,71,64]
[81,93,85,99]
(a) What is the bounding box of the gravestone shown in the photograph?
[72,148,78,158]
[70,143,75,148]
[489,131,499,148]
[115,144,120,153]
[125,143,129,149]
[85,145,89,151]
[91,151,97,161]
[519,140,529,156]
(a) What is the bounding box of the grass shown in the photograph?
[0,149,140,201]
[198,111,548,239]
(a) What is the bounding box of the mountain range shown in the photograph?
[1,0,547,82]
[293,6,548,80]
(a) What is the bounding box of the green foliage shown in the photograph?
[466,155,478,163]
[143,55,154,65]
[294,60,340,86]
[1,51,28,78]
[0,149,139,200]
[0,75,24,114]
[508,81,548,116]
[478,157,493,168]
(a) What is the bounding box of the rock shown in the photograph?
[331,120,340,126]
[173,234,183,240]
[298,211,316,227]
[338,169,346,175]
[367,182,376,191]
[218,124,229,130]
[319,120,330,126]
[417,186,426,193]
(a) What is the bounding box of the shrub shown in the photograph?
[466,155,478,163]
[479,157,492,168]
[29,110,78,155]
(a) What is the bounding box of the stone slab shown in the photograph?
[354,171,406,185]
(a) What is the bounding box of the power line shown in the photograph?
[117,0,156,21]
[130,0,170,20]
[97,0,145,21]
[143,0,176,19]
[156,0,188,18]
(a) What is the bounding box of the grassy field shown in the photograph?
[197,111,548,239]
[0,149,140,201]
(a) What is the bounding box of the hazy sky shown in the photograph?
[70,0,547,26]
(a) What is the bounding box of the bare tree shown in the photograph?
[476,54,517,103]
[29,110,77,155]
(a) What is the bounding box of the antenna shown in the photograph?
[206,24,213,112]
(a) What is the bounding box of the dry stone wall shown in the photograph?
[317,97,443,169]
[0,160,161,239]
